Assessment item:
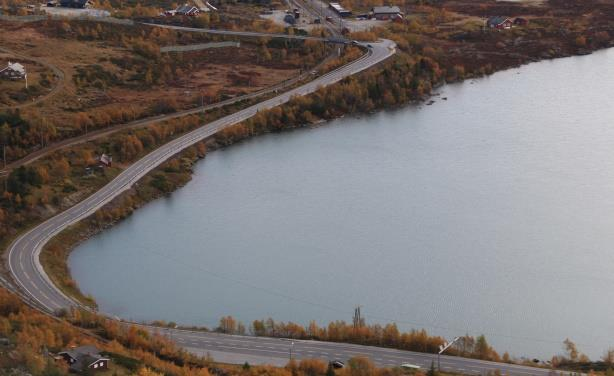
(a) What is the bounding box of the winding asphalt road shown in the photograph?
[3,34,575,375]
[0,45,337,178]
[145,328,568,376]
[141,23,346,43]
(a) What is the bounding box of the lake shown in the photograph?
[69,48,614,359]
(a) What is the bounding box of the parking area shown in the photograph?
[260,9,321,31]
[41,6,110,18]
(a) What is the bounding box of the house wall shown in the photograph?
[59,353,76,364]
[90,359,108,370]
[373,13,398,20]
[0,69,25,79]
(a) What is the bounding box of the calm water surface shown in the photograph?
[70,48,614,358]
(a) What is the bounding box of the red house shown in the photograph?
[98,153,112,167]
[486,16,513,29]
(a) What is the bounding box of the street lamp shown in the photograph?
[438,336,460,371]
[289,341,295,361]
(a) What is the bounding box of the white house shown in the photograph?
[0,62,26,80]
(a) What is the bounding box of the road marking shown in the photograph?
[7,37,560,376]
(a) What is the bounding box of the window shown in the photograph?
[94,363,98,368]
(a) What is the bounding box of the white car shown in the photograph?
[400,363,421,370]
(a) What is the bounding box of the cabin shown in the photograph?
[99,153,112,167]
[58,345,109,373]
[370,6,403,20]
[514,17,528,26]
[59,0,92,8]
[0,62,26,80]
[175,3,201,15]
[329,2,351,17]
[486,16,513,29]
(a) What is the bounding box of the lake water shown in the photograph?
[69,48,614,359]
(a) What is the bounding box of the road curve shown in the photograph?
[4,39,571,376]
[0,47,337,178]
[6,40,394,317]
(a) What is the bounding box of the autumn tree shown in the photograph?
[75,112,93,134]
[343,356,376,376]
[52,158,70,180]
[218,315,237,334]
[298,359,328,376]
[563,338,579,362]
[0,122,9,166]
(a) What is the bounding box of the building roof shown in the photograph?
[0,62,25,75]
[59,0,91,7]
[372,6,401,14]
[60,346,108,372]
[176,3,199,13]
[487,16,511,25]
[99,153,112,165]
[8,62,25,73]
[329,2,350,12]
[59,345,101,360]
[69,354,107,372]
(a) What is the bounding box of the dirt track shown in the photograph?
[0,46,66,110]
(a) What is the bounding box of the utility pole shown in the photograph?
[201,93,208,123]
[289,341,294,361]
[353,305,364,328]
[438,336,460,371]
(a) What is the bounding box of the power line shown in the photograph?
[119,246,603,350]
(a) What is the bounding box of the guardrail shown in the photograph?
[160,41,240,53]
[0,13,134,25]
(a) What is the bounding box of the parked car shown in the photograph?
[330,360,344,369]
[284,14,296,24]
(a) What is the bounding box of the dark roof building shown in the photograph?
[329,2,351,17]
[175,3,201,15]
[371,6,403,20]
[486,16,512,29]
[59,0,92,8]
[58,345,109,373]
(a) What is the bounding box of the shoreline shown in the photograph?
[43,43,612,310]
[2,21,614,362]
